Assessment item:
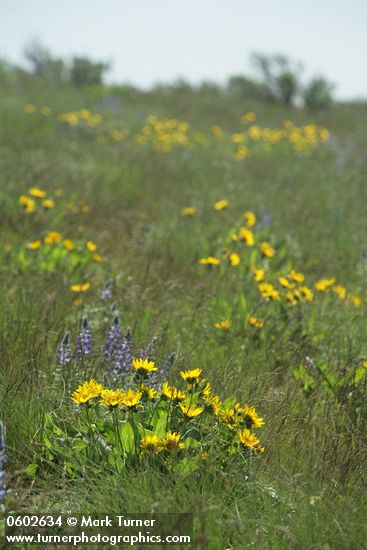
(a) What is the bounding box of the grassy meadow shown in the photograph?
[1,75,367,549]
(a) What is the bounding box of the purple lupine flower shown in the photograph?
[104,315,122,359]
[100,280,113,301]
[76,316,92,359]
[257,212,272,230]
[56,331,72,366]
[0,421,7,502]
[138,336,158,362]
[112,328,133,382]
[122,328,133,373]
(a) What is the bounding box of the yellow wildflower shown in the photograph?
[214,319,232,330]
[93,254,103,263]
[203,394,222,416]
[41,106,51,116]
[237,428,264,452]
[180,368,202,384]
[241,404,265,428]
[163,432,185,451]
[161,382,186,402]
[349,295,362,308]
[179,403,204,418]
[63,239,74,251]
[314,278,336,292]
[231,133,245,143]
[251,266,265,282]
[19,195,36,213]
[100,389,125,408]
[132,358,157,373]
[258,282,280,301]
[44,231,62,244]
[29,187,46,198]
[214,199,229,211]
[86,241,97,252]
[244,210,256,227]
[199,256,220,266]
[139,384,158,400]
[298,286,314,302]
[26,239,42,251]
[181,206,196,216]
[220,406,241,429]
[120,389,142,409]
[239,227,255,246]
[289,270,305,283]
[70,282,90,293]
[71,380,103,405]
[42,198,55,209]
[333,285,346,300]
[249,316,264,329]
[24,103,36,113]
[140,434,164,454]
[229,253,240,266]
[278,277,295,289]
[241,112,256,123]
[260,241,275,258]
[211,125,223,140]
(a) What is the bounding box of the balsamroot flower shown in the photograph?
[180,368,202,384]
[132,358,158,374]
[100,389,125,408]
[140,434,164,454]
[179,403,204,418]
[237,428,265,453]
[240,405,265,428]
[56,331,72,366]
[163,432,185,452]
[71,379,103,405]
[161,381,186,402]
[76,316,92,359]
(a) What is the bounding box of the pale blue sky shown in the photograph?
[1,0,366,98]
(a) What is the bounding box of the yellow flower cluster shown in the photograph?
[191,202,364,312]
[70,368,265,464]
[71,380,143,409]
[58,109,103,127]
[135,115,191,152]
[140,432,185,454]
[19,187,54,214]
[25,104,330,160]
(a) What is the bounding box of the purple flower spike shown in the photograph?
[56,331,72,366]
[104,315,122,359]
[100,280,113,301]
[76,316,92,359]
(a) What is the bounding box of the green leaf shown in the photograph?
[353,365,367,385]
[119,422,135,453]
[150,400,169,435]
[26,463,39,478]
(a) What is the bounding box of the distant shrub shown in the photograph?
[70,57,110,86]
[24,40,67,81]
[226,75,270,100]
[251,53,303,106]
[303,77,334,109]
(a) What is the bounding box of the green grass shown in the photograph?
[1,76,367,549]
